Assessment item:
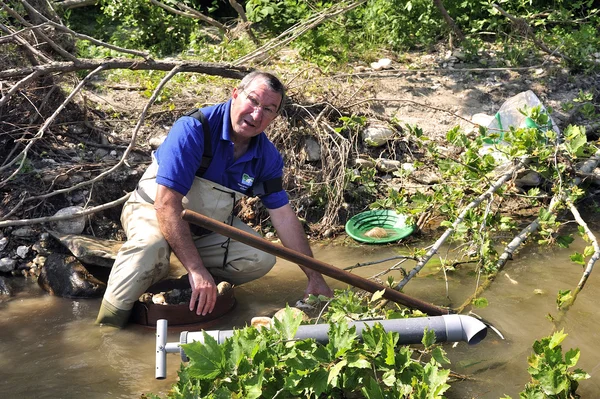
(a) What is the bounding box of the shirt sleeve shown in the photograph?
[154,117,204,195]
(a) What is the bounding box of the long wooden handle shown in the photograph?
[182,209,449,316]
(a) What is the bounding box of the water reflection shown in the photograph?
[1,239,599,398]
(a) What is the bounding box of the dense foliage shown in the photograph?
[145,291,453,399]
[66,0,600,69]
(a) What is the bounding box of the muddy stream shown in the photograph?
[1,236,599,398]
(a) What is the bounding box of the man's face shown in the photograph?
[230,78,282,141]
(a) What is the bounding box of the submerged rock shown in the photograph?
[37,253,106,298]
[0,276,12,296]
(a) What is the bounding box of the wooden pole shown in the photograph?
[181,210,450,316]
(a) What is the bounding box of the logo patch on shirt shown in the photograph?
[241,173,254,187]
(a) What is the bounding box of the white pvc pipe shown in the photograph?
[155,315,487,378]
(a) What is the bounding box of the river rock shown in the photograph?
[362,125,396,147]
[375,158,401,173]
[302,137,321,162]
[16,245,29,259]
[354,158,375,169]
[52,206,86,234]
[0,257,17,273]
[0,236,8,251]
[11,227,36,238]
[38,253,106,298]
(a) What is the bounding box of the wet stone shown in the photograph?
[38,253,106,298]
[11,227,36,238]
[0,276,12,296]
[0,258,17,273]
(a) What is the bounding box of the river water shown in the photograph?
[1,236,599,398]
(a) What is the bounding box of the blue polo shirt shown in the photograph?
[154,100,288,209]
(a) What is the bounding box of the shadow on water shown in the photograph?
[1,236,600,398]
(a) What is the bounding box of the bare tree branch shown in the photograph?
[395,157,528,290]
[0,69,43,108]
[2,0,78,62]
[54,0,97,9]
[19,1,150,59]
[565,199,599,304]
[432,0,465,43]
[148,0,228,33]
[228,0,260,45]
[0,58,251,79]
[233,0,367,66]
[0,64,108,184]
[0,192,130,227]
[492,3,572,63]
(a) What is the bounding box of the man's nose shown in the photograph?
[251,107,263,118]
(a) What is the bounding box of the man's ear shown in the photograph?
[232,87,240,99]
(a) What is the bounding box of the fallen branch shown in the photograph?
[0,69,43,108]
[455,150,600,312]
[496,150,600,270]
[0,63,186,223]
[0,192,131,228]
[565,198,600,305]
[0,64,108,185]
[233,0,367,66]
[3,0,78,62]
[396,157,528,290]
[0,57,251,79]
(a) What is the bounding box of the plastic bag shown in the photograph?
[483,90,559,144]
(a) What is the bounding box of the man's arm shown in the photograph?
[267,203,333,298]
[155,184,217,316]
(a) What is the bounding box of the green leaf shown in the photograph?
[556,234,574,248]
[556,290,573,308]
[361,376,385,399]
[327,321,357,358]
[422,327,436,348]
[472,297,489,308]
[370,289,385,303]
[272,305,302,340]
[327,359,347,386]
[243,364,265,399]
[539,208,553,222]
[346,352,371,369]
[440,220,453,228]
[537,368,570,394]
[381,369,396,386]
[572,369,591,381]
[564,348,580,368]
[570,252,585,265]
[431,346,451,365]
[182,332,225,379]
[548,329,567,349]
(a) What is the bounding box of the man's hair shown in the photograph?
[238,71,286,113]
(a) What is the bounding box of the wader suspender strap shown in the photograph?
[184,108,212,177]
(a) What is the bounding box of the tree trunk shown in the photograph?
[432,0,465,43]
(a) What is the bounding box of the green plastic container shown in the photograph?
[345,210,415,244]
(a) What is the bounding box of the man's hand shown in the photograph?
[187,267,217,316]
[268,203,334,299]
[155,185,218,316]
